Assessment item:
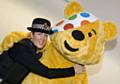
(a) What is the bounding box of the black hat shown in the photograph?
[27,18,53,34]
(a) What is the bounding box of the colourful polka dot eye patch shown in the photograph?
[52,12,98,33]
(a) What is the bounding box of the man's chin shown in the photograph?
[35,45,44,49]
[39,44,47,49]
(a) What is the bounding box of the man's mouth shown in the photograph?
[64,40,79,52]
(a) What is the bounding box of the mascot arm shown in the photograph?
[9,42,75,79]
[0,32,29,54]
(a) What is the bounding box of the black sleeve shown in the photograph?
[9,44,75,79]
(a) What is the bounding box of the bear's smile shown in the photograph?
[64,40,79,52]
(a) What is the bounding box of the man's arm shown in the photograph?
[9,43,75,79]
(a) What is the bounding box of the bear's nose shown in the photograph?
[72,30,85,41]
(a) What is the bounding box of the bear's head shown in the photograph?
[50,1,117,65]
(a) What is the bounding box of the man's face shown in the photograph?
[31,32,48,49]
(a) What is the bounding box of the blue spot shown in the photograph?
[80,12,90,18]
[52,29,58,33]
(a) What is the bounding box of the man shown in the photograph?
[0,18,84,84]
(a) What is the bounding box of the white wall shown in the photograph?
[0,0,120,84]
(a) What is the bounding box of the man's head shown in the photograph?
[27,18,52,49]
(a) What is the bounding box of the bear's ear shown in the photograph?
[103,22,117,41]
[64,1,84,18]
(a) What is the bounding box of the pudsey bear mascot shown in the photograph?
[0,0,117,84]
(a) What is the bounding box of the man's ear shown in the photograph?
[103,22,117,41]
[30,32,33,39]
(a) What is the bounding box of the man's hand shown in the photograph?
[74,64,86,74]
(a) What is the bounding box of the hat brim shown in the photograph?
[27,27,53,35]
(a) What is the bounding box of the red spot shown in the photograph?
[81,20,90,26]
[64,23,74,30]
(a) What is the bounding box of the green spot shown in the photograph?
[68,14,77,20]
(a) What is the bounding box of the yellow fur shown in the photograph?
[0,32,30,54]
[64,1,84,18]
[103,22,117,41]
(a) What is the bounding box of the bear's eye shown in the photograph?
[64,23,74,30]
[88,32,92,37]
[88,29,96,37]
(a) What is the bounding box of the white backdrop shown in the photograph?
[0,0,120,84]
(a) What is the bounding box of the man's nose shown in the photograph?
[72,30,85,41]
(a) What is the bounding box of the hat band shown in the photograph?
[32,24,50,31]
